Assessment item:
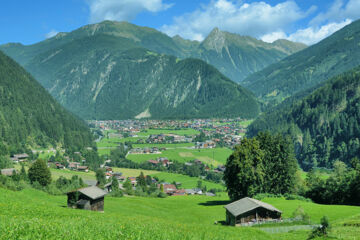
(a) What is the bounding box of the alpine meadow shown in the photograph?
[1,1,360,240]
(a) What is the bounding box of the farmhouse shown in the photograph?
[224,197,282,226]
[0,168,17,176]
[67,186,107,211]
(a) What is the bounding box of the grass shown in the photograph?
[127,147,232,166]
[14,164,97,181]
[1,187,360,239]
[299,169,331,180]
[112,168,224,190]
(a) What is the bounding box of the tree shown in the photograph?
[224,132,299,201]
[223,137,265,200]
[20,163,27,180]
[0,155,12,169]
[95,168,106,186]
[111,176,119,191]
[137,172,147,191]
[257,132,298,194]
[28,159,51,186]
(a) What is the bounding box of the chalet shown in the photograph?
[148,160,159,165]
[67,186,107,211]
[105,172,112,180]
[11,153,29,162]
[224,197,282,226]
[77,166,89,172]
[128,177,137,186]
[0,168,17,176]
[68,162,81,170]
[172,189,186,196]
[55,163,65,169]
[112,172,123,181]
[158,184,177,195]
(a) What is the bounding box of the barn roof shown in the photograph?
[78,186,107,200]
[224,197,281,217]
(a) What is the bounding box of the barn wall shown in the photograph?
[90,197,104,211]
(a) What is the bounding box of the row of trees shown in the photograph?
[223,132,298,200]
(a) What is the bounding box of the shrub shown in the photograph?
[28,159,51,186]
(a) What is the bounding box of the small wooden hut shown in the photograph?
[224,197,282,226]
[67,186,107,211]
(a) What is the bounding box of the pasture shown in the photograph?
[127,147,232,166]
[1,187,360,239]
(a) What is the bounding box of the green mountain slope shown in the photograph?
[0,21,306,84]
[0,50,93,153]
[17,34,260,119]
[192,28,306,82]
[247,66,360,170]
[244,19,360,104]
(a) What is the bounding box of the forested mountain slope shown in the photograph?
[0,51,93,154]
[13,34,260,120]
[0,21,305,84]
[244,19,360,104]
[247,66,360,170]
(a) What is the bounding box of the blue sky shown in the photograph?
[1,0,360,45]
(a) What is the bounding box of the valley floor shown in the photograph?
[1,188,360,239]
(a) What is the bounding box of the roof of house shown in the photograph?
[84,180,98,186]
[224,197,282,217]
[0,168,16,176]
[78,186,107,200]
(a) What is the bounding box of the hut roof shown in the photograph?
[1,168,16,176]
[224,197,281,217]
[78,186,107,200]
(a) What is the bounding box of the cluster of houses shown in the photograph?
[147,157,172,167]
[129,147,163,154]
[195,140,216,149]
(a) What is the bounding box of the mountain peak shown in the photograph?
[202,27,226,52]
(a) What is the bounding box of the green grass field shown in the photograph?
[127,148,232,166]
[112,168,224,190]
[1,187,360,239]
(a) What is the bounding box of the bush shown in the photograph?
[110,190,123,198]
[308,216,331,239]
[28,159,51,186]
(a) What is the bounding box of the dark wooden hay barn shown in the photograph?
[224,197,282,226]
[67,186,107,212]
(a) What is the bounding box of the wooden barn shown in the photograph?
[67,186,107,212]
[224,197,282,226]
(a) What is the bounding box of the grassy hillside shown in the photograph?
[0,50,93,154]
[244,19,360,104]
[6,33,260,120]
[247,66,360,169]
[1,188,360,239]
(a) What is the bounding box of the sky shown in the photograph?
[1,0,360,45]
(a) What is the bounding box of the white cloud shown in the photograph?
[88,0,172,23]
[45,30,59,39]
[160,0,312,41]
[310,0,360,26]
[261,19,352,45]
[261,31,288,43]
[287,19,352,45]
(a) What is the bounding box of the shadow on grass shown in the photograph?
[198,200,231,206]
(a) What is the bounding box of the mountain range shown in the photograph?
[1,21,306,84]
[243,19,360,105]
[1,21,305,119]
